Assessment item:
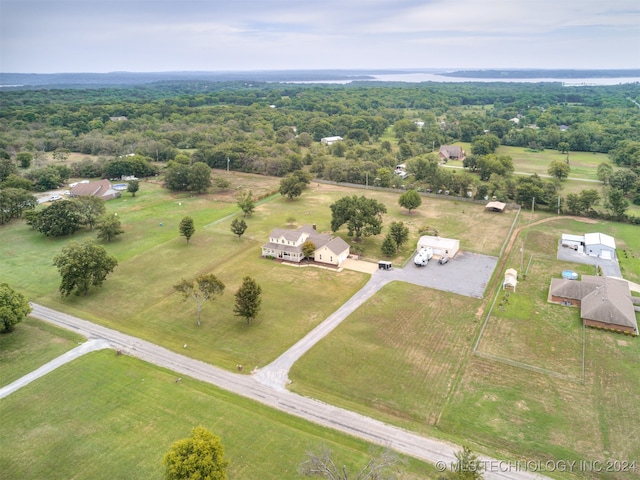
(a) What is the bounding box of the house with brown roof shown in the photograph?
[69,179,121,201]
[548,275,638,335]
[438,145,465,161]
[262,224,350,266]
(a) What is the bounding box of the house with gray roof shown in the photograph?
[262,224,350,266]
[438,145,465,161]
[548,275,637,335]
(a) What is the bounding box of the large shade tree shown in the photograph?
[174,274,225,327]
[36,200,83,237]
[330,195,387,240]
[163,426,229,480]
[0,283,31,333]
[53,240,118,296]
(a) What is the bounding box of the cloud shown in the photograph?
[1,0,638,72]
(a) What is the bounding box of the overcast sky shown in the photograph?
[1,0,639,73]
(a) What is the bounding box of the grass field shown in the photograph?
[288,215,640,479]
[2,172,638,479]
[0,317,84,387]
[0,348,433,479]
[0,178,516,372]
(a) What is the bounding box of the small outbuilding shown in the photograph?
[485,201,506,212]
[417,235,459,258]
[584,232,616,260]
[503,268,518,292]
[321,136,343,146]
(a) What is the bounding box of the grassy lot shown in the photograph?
[288,216,640,479]
[289,282,483,432]
[2,173,638,478]
[0,350,432,480]
[0,317,84,387]
[0,177,515,372]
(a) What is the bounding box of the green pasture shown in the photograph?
[289,282,482,435]
[0,349,432,480]
[0,317,83,387]
[496,145,617,181]
[288,216,640,478]
[1,179,516,373]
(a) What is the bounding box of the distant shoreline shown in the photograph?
[1,69,639,88]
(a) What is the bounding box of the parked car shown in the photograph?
[438,255,450,265]
[49,195,63,201]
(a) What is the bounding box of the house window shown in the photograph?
[330,256,333,262]
[319,254,322,260]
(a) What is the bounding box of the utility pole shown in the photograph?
[227,157,230,172]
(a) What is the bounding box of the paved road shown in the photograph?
[28,303,548,480]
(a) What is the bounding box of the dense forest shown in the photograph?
[1,80,640,224]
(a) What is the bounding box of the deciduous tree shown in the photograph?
[302,240,316,261]
[330,195,387,240]
[279,174,304,200]
[36,200,82,237]
[388,221,409,248]
[127,179,139,197]
[381,235,397,256]
[234,276,261,325]
[299,446,403,480]
[607,187,629,219]
[188,162,212,194]
[237,190,255,217]
[73,195,106,230]
[179,216,195,244]
[96,214,124,242]
[596,162,613,185]
[230,218,247,239]
[398,189,422,213]
[53,240,118,296]
[163,426,229,480]
[547,159,570,181]
[174,274,225,327]
[0,283,31,333]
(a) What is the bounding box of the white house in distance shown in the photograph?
[561,232,616,260]
[321,136,343,146]
[262,224,350,266]
[417,235,460,258]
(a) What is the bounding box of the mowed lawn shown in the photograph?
[1,177,513,372]
[0,317,84,387]
[289,282,483,433]
[0,349,433,480]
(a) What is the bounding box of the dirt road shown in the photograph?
[28,303,549,480]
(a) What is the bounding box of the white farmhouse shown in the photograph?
[262,225,350,266]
